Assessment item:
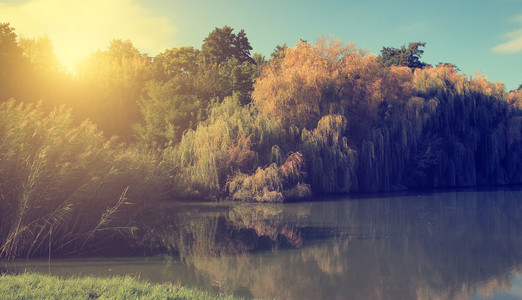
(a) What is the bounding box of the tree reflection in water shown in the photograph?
[151,189,522,299]
[4,189,520,299]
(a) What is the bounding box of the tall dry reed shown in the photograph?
[0,100,174,259]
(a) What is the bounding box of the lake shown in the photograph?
[3,188,522,299]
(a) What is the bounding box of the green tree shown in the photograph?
[270,44,288,61]
[0,23,28,101]
[197,26,258,104]
[135,78,201,149]
[136,27,260,149]
[379,42,426,69]
[251,53,267,80]
[136,46,204,148]
[200,26,255,67]
[153,46,199,82]
[76,39,153,140]
[252,53,266,66]
[0,25,75,110]
[18,35,74,108]
[19,36,61,73]
[217,57,257,104]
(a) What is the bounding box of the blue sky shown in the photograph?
[1,0,521,90]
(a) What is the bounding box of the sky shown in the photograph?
[1,0,521,90]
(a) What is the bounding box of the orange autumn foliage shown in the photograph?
[253,38,358,129]
[253,38,413,139]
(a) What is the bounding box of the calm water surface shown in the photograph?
[3,188,522,300]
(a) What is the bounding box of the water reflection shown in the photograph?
[3,188,522,299]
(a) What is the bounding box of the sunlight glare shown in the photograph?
[0,0,177,73]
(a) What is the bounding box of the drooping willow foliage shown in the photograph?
[248,38,522,193]
[300,114,358,193]
[227,152,311,202]
[171,39,522,199]
[177,95,287,198]
[407,67,522,187]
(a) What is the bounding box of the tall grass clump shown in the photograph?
[0,100,173,259]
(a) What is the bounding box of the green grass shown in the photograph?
[0,273,242,300]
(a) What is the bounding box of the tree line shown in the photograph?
[1,21,522,258]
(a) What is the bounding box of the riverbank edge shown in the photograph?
[0,272,242,300]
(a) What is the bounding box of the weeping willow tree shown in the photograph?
[250,39,522,193]
[251,38,418,193]
[300,114,358,193]
[177,95,288,199]
[407,66,522,187]
[143,37,522,202]
[252,38,360,130]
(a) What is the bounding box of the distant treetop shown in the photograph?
[200,26,254,66]
[270,44,288,61]
[379,42,426,69]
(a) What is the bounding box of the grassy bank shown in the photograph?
[0,273,241,300]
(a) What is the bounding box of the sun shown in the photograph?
[0,0,177,74]
[51,35,100,74]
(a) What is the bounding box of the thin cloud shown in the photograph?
[397,21,431,33]
[0,0,178,71]
[493,14,522,54]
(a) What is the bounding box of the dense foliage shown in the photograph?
[379,42,426,69]
[1,22,522,258]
